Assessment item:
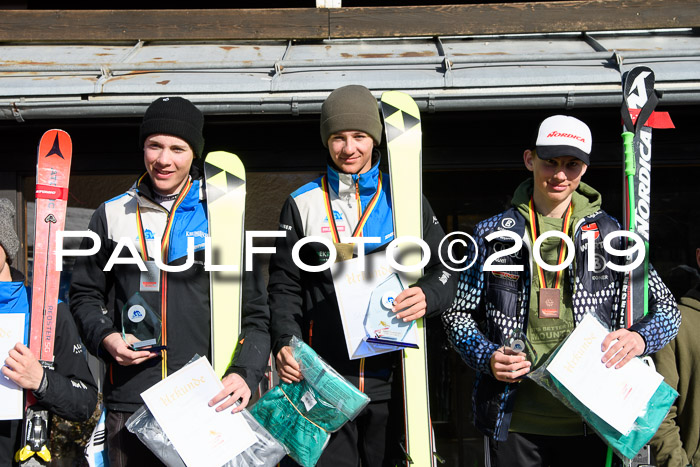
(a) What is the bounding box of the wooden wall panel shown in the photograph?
[330,0,700,38]
[0,1,698,42]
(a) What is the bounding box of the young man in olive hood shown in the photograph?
[443,115,680,466]
[650,241,700,467]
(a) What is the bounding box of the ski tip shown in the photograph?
[37,129,72,169]
[380,91,419,115]
[204,151,242,166]
[203,151,245,180]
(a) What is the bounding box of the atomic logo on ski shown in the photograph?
[381,102,421,143]
[42,133,66,159]
[204,161,245,204]
[21,129,72,467]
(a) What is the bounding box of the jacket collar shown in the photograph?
[132,171,203,211]
[326,148,382,199]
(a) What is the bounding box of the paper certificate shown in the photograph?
[547,313,663,435]
[331,252,418,360]
[141,357,256,467]
[0,313,26,420]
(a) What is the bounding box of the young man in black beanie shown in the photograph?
[0,198,97,466]
[69,97,270,466]
[268,85,457,466]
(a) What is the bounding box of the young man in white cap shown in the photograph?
[69,97,270,466]
[442,115,680,466]
[268,85,457,466]
[0,198,97,466]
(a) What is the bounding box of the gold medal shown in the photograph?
[333,242,354,262]
[322,174,383,263]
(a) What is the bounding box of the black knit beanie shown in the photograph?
[139,97,205,157]
[320,85,382,148]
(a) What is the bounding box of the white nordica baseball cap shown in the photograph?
[535,115,592,165]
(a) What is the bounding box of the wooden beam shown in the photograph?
[330,0,700,38]
[0,1,697,42]
[0,8,328,42]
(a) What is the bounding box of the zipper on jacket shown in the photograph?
[355,180,362,235]
[161,267,168,379]
[140,193,178,379]
[137,197,171,380]
[136,175,194,380]
[159,198,182,379]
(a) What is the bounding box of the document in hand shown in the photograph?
[538,313,678,460]
[547,313,663,434]
[331,251,418,360]
[140,357,257,467]
[0,313,26,420]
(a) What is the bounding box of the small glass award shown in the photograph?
[507,327,538,366]
[121,292,163,351]
[363,273,418,349]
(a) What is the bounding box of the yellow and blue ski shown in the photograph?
[203,151,246,378]
[381,91,437,467]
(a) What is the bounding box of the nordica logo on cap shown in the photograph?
[546,131,586,143]
[536,115,592,156]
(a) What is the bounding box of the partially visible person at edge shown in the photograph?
[0,198,98,467]
[69,97,270,466]
[267,84,458,466]
[650,240,700,467]
[442,115,680,467]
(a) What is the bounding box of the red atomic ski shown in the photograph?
[17,129,72,466]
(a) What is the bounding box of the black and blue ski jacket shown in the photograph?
[269,151,458,400]
[442,203,680,441]
[70,168,270,412]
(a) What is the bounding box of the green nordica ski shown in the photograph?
[17,130,73,466]
[203,151,246,378]
[381,91,437,467]
[611,66,673,467]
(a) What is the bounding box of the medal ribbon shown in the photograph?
[134,174,193,378]
[321,173,383,243]
[322,173,380,392]
[134,174,192,262]
[527,197,573,290]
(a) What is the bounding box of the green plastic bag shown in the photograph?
[249,337,370,467]
[529,313,678,462]
[550,372,677,459]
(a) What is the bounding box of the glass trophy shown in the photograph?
[363,273,418,349]
[121,292,163,351]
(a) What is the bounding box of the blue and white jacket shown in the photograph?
[269,151,457,399]
[0,269,97,422]
[69,172,211,412]
[70,168,270,412]
[442,202,680,441]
